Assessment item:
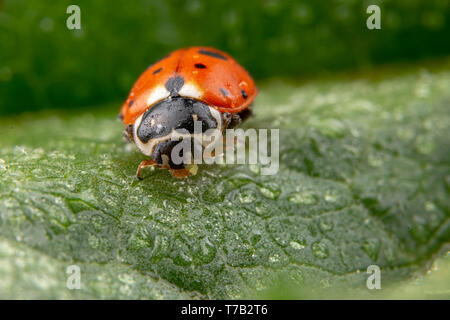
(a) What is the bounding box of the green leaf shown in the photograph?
[0,63,449,299]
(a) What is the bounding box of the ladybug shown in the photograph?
[119,47,257,179]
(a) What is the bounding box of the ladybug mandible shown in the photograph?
[119,47,257,179]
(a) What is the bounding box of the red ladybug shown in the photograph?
[119,47,257,179]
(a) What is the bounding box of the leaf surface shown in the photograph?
[0,64,449,298]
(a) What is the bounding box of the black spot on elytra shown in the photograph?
[153,67,163,75]
[241,89,248,99]
[195,63,207,69]
[220,88,230,97]
[128,100,134,108]
[198,49,227,60]
[165,76,185,96]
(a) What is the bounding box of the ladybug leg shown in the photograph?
[222,109,253,130]
[230,114,242,127]
[122,124,134,143]
[122,130,131,143]
[169,164,198,179]
[222,112,232,129]
[228,108,253,129]
[136,159,156,180]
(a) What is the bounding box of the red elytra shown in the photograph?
[119,47,257,125]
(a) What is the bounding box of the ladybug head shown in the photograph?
[131,97,222,168]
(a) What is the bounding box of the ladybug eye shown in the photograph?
[194,63,207,69]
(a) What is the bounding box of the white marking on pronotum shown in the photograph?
[146,85,170,107]
[178,82,203,99]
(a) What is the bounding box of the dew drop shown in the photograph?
[324,189,339,203]
[258,183,281,200]
[118,273,135,285]
[269,254,280,263]
[288,191,317,205]
[424,201,437,212]
[0,158,7,170]
[253,201,273,218]
[238,189,258,204]
[88,234,101,249]
[368,153,383,167]
[289,240,305,250]
[312,241,329,259]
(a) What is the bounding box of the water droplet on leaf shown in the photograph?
[288,191,317,205]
